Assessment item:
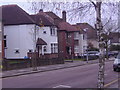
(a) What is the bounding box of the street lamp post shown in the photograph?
[86,47,89,63]
[83,28,88,63]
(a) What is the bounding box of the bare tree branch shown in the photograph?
[89,0,97,9]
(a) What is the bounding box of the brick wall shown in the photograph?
[58,31,75,59]
[27,52,58,59]
[58,31,67,59]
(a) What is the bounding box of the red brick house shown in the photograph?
[45,11,80,59]
[58,21,79,59]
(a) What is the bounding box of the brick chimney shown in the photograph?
[62,10,66,22]
[39,9,43,12]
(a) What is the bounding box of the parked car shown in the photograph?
[83,51,100,60]
[83,51,100,57]
[113,52,120,72]
[104,51,114,57]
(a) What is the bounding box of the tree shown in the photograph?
[91,0,105,88]
[28,1,39,71]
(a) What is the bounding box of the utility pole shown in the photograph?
[95,1,105,88]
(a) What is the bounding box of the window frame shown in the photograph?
[51,43,58,53]
[50,27,56,36]
[4,35,7,48]
[43,46,47,52]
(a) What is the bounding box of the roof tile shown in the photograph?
[1,5,35,25]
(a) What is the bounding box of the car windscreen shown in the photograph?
[88,51,99,54]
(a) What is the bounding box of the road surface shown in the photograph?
[2,61,120,88]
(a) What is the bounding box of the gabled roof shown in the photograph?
[74,23,97,39]
[1,5,35,25]
[45,11,78,32]
[30,14,54,26]
[1,5,56,27]
[36,38,47,45]
[45,12,61,20]
[30,11,56,26]
[45,12,63,26]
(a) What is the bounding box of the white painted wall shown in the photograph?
[74,32,87,56]
[4,24,58,59]
[74,32,80,56]
[36,26,58,54]
[79,34,87,56]
[4,25,34,59]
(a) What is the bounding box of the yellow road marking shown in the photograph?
[0,65,2,69]
[104,78,120,88]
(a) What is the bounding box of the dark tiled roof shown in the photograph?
[45,12,63,26]
[74,23,97,39]
[45,12,61,20]
[36,38,47,45]
[30,14,54,27]
[58,21,78,32]
[30,11,56,26]
[45,12,78,32]
[72,25,85,34]
[1,5,55,26]
[1,5,35,25]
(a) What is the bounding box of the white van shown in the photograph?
[113,52,120,71]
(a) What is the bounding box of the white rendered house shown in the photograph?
[74,32,87,56]
[4,25,58,59]
[2,5,58,59]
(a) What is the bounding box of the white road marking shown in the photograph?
[53,85,71,88]
[105,73,107,76]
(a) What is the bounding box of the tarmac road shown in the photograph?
[2,61,119,88]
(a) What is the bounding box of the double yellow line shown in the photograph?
[104,78,120,88]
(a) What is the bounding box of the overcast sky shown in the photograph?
[0,0,119,30]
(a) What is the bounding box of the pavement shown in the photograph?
[0,58,114,78]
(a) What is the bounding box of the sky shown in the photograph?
[0,0,119,30]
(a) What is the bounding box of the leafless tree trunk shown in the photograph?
[92,0,105,88]
[30,2,38,71]
[89,0,105,88]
